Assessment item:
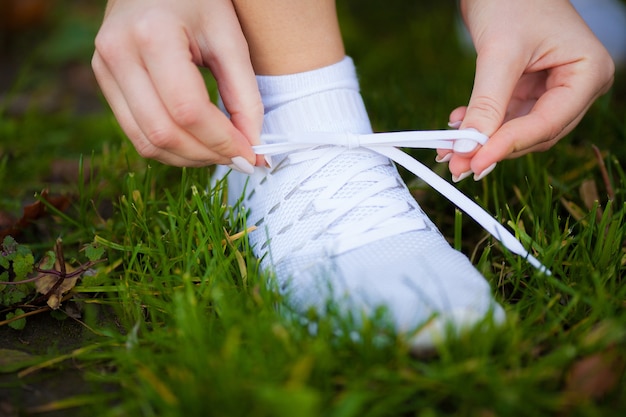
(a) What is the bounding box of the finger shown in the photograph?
[472,63,603,169]
[448,154,473,182]
[470,93,589,177]
[436,113,466,163]
[469,108,583,175]
[104,47,235,165]
[448,107,466,126]
[204,7,264,165]
[135,20,257,165]
[435,149,452,163]
[211,43,265,166]
[207,11,264,142]
[93,51,220,166]
[461,45,525,137]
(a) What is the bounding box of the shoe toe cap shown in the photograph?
[278,237,504,345]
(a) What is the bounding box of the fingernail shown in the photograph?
[452,170,473,183]
[453,128,482,153]
[228,156,255,175]
[474,162,497,181]
[264,155,273,169]
[435,153,452,163]
[453,140,479,154]
[448,120,462,129]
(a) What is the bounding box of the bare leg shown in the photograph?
[232,0,345,75]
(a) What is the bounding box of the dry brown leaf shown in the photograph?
[565,347,625,402]
[34,260,78,310]
[560,198,587,223]
[207,226,257,250]
[579,179,600,213]
[0,0,51,31]
[0,190,71,241]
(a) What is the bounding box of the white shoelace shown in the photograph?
[253,130,550,274]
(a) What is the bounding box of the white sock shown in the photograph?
[256,57,372,135]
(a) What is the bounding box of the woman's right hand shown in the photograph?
[92,0,264,169]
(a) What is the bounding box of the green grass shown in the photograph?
[1,1,625,416]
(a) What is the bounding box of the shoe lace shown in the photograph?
[253,130,550,274]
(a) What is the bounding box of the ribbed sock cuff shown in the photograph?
[257,57,372,135]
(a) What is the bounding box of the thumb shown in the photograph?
[458,48,525,175]
[461,48,522,137]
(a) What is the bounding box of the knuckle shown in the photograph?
[90,52,103,74]
[130,9,172,47]
[169,101,202,128]
[230,94,263,115]
[95,11,167,57]
[210,134,236,157]
[581,48,616,94]
[480,41,509,58]
[533,116,562,146]
[598,53,616,92]
[94,31,123,62]
[245,98,264,121]
[208,34,239,57]
[134,140,159,159]
[469,95,505,124]
[145,126,177,150]
[545,117,568,144]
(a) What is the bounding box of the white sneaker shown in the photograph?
[215,57,546,351]
[223,134,506,350]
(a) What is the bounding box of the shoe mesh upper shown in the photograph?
[216,68,506,344]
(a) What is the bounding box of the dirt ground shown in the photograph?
[0,313,101,417]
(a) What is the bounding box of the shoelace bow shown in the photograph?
[253,130,550,274]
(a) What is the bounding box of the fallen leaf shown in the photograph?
[0,190,71,241]
[565,346,625,401]
[34,258,78,310]
[560,198,587,223]
[579,179,600,213]
[0,0,52,31]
